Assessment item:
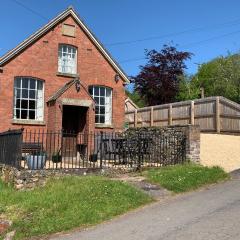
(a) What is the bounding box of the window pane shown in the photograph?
[22,89,28,98]
[100,87,105,96]
[100,115,105,123]
[21,110,27,119]
[16,89,20,98]
[94,97,100,104]
[16,99,21,108]
[22,79,28,88]
[29,100,36,110]
[100,106,105,114]
[14,79,21,88]
[95,87,99,96]
[95,106,99,114]
[72,47,76,54]
[29,111,35,120]
[16,109,20,119]
[106,88,111,97]
[29,90,36,99]
[21,100,28,109]
[30,79,36,89]
[37,81,43,90]
[100,97,105,105]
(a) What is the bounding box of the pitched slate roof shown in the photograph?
[0,6,130,83]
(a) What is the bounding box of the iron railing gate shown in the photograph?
[0,129,187,170]
[0,129,23,168]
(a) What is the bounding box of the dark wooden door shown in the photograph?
[62,106,87,157]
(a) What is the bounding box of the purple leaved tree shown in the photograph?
[131,45,192,106]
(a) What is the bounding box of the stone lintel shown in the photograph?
[61,98,93,107]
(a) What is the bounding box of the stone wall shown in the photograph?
[0,164,102,190]
[125,124,200,163]
[0,164,131,190]
[184,125,200,163]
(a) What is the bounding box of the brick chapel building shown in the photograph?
[0,7,129,134]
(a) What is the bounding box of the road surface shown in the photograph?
[50,176,240,240]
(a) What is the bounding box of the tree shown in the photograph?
[176,74,200,101]
[125,89,146,108]
[192,53,240,103]
[131,45,192,106]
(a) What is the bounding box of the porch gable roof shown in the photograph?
[47,78,94,103]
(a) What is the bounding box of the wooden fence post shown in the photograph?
[190,100,195,125]
[168,104,173,125]
[134,109,138,127]
[150,107,154,127]
[215,97,221,133]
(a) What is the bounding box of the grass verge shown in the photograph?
[0,176,152,239]
[142,163,229,193]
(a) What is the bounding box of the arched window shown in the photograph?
[89,86,112,125]
[14,77,44,121]
[58,44,77,74]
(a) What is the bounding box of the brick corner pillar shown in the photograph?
[185,125,200,163]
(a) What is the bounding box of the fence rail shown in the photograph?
[0,128,187,170]
[125,96,240,133]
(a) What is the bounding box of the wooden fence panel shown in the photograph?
[220,98,240,133]
[137,109,151,127]
[125,96,240,133]
[172,103,190,125]
[153,106,169,127]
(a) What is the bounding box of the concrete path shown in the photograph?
[49,177,240,240]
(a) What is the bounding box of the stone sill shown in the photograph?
[12,119,46,126]
[95,124,114,129]
[56,72,79,78]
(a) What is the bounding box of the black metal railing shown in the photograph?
[0,129,187,170]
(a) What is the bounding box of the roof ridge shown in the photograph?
[0,7,130,83]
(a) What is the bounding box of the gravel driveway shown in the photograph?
[49,176,240,240]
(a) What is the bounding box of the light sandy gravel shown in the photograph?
[200,133,240,172]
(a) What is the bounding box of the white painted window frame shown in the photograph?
[58,44,77,74]
[89,86,112,125]
[13,77,44,121]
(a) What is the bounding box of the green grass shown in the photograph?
[0,176,152,240]
[142,163,229,193]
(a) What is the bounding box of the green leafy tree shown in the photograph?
[125,89,146,108]
[192,54,240,103]
[176,75,200,101]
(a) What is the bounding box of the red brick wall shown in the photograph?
[0,15,126,132]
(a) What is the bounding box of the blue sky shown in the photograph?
[1,0,240,91]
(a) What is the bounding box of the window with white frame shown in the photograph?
[89,86,112,125]
[58,44,77,74]
[14,77,44,121]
